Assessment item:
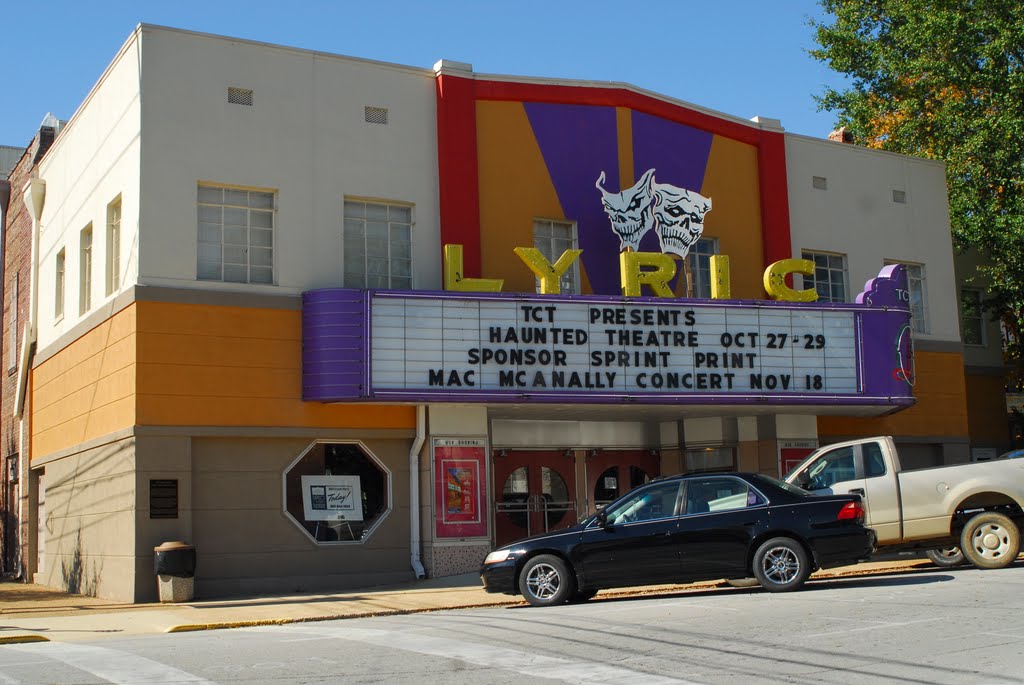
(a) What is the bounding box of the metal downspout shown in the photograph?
[409,405,427,579]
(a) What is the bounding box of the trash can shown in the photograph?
[153,541,196,603]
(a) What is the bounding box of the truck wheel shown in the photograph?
[960,512,1021,569]
[519,554,575,607]
[925,547,965,568]
[753,537,811,592]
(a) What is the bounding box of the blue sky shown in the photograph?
[2,1,848,149]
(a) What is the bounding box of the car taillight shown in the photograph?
[837,501,864,521]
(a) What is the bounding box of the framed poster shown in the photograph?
[301,475,363,522]
[434,438,488,538]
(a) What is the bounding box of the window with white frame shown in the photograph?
[55,249,65,321]
[686,238,718,298]
[197,185,275,284]
[961,288,985,346]
[80,225,93,315]
[106,196,121,295]
[887,260,929,333]
[533,219,579,294]
[8,272,18,372]
[801,251,848,303]
[343,199,412,289]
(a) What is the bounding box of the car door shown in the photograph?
[677,476,766,581]
[576,480,683,589]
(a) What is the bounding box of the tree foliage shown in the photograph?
[810,0,1024,369]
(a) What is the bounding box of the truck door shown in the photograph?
[796,442,900,542]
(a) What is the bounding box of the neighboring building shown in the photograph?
[0,25,1003,601]
[1,126,57,577]
[1,146,26,179]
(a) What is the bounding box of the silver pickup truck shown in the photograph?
[785,436,1024,569]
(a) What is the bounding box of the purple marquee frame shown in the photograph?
[302,265,915,411]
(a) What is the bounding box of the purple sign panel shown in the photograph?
[302,266,914,412]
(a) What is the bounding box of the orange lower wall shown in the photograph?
[965,373,1010,446]
[134,301,413,429]
[32,301,415,457]
[818,350,969,439]
[32,306,138,459]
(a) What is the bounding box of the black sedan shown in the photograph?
[481,472,874,606]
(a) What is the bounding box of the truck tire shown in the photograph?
[752,537,811,592]
[925,547,965,568]
[959,512,1021,569]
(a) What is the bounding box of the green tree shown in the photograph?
[810,0,1024,370]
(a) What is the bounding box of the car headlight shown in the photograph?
[484,549,516,564]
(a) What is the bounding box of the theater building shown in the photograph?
[0,25,1003,601]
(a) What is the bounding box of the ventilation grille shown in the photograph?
[150,479,179,519]
[228,87,254,106]
[812,176,828,191]
[365,106,389,124]
[892,189,907,203]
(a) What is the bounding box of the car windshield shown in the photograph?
[751,474,809,497]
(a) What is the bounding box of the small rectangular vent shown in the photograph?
[228,87,253,106]
[150,479,179,519]
[812,176,828,191]
[365,106,389,124]
[892,189,907,203]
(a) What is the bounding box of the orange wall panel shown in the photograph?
[31,307,138,459]
[135,301,414,430]
[818,351,969,439]
[701,136,765,298]
[477,100,566,293]
[965,373,1011,445]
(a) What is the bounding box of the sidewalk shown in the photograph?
[0,559,933,644]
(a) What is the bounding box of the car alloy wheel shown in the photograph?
[752,536,811,592]
[518,554,575,607]
[762,546,800,584]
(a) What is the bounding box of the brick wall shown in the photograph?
[1,129,54,576]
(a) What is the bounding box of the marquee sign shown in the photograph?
[303,265,914,411]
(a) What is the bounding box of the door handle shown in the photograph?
[848,488,865,496]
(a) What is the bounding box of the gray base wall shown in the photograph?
[35,431,417,603]
[33,436,139,602]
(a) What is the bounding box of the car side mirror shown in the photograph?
[595,510,609,527]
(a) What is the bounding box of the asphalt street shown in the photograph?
[1,563,1022,684]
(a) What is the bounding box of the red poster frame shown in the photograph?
[433,438,489,538]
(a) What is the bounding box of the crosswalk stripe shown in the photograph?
[5,642,216,684]
[262,624,706,685]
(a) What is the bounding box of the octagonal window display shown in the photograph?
[284,441,391,543]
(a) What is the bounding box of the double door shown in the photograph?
[493,451,576,547]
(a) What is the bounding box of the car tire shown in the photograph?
[752,537,811,592]
[924,546,966,568]
[518,554,575,607]
[960,512,1021,570]
[568,588,598,603]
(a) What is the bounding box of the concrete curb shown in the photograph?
[165,600,525,633]
[0,635,50,644]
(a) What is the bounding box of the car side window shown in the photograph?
[863,442,887,478]
[605,481,681,525]
[685,478,761,515]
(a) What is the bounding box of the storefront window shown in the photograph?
[284,442,390,543]
[684,447,737,474]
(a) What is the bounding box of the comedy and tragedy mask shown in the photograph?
[651,183,713,258]
[596,169,656,251]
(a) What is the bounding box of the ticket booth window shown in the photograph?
[284,442,390,543]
